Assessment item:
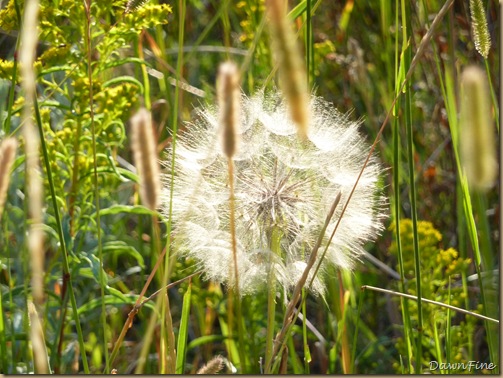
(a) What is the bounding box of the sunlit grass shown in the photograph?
[0,0,499,374]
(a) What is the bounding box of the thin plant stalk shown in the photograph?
[20,0,90,370]
[218,59,246,371]
[33,96,90,374]
[452,81,498,369]
[305,0,313,85]
[264,226,281,373]
[301,289,310,373]
[113,270,199,373]
[269,2,455,371]
[337,271,350,374]
[83,0,109,370]
[135,291,165,374]
[108,244,168,369]
[401,1,422,370]
[155,202,175,372]
[446,278,452,373]
[175,282,192,373]
[483,60,499,132]
[268,192,341,373]
[432,320,444,373]
[226,159,247,371]
[162,282,176,374]
[137,32,151,110]
[433,51,498,369]
[220,0,231,53]
[0,269,6,372]
[392,37,413,371]
[163,0,185,300]
[68,117,83,236]
[350,287,365,373]
[361,285,498,323]
[3,0,21,134]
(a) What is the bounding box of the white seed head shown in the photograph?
[161,90,385,295]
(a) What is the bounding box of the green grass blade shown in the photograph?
[32,95,90,373]
[175,282,192,374]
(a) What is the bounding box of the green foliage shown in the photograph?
[389,219,478,373]
[0,0,499,374]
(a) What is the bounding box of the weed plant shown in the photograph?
[0,0,499,374]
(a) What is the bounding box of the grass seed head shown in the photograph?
[266,0,309,139]
[217,61,241,159]
[0,138,18,218]
[469,0,491,59]
[196,355,225,374]
[460,65,497,191]
[130,108,161,210]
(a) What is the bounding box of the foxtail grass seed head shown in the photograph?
[460,66,497,191]
[217,61,241,159]
[266,0,309,139]
[131,108,161,210]
[469,0,491,59]
[161,90,385,296]
[124,0,149,14]
[0,138,17,218]
[196,355,225,374]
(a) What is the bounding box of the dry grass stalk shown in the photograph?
[266,0,309,139]
[217,61,241,159]
[130,108,161,210]
[0,138,17,218]
[28,301,50,373]
[460,66,496,191]
[20,0,46,306]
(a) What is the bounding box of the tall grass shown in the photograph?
[0,0,499,374]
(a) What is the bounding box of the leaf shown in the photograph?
[95,240,145,269]
[77,294,155,316]
[175,283,192,374]
[187,335,226,350]
[97,204,157,218]
[103,76,144,94]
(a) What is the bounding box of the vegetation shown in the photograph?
[0,0,499,374]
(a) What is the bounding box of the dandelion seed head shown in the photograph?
[162,89,385,295]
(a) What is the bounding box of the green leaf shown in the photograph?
[175,283,191,374]
[103,76,144,94]
[77,294,155,316]
[97,57,153,73]
[97,240,145,269]
[97,204,157,218]
[187,335,225,351]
